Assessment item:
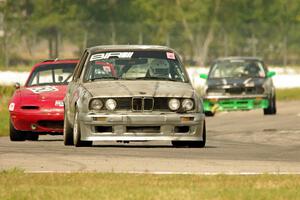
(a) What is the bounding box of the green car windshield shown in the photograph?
[84,51,188,83]
[209,60,266,78]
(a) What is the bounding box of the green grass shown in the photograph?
[0,96,9,137]
[276,88,300,101]
[0,85,14,137]
[0,170,299,200]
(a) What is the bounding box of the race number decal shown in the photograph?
[27,86,58,94]
[90,52,134,61]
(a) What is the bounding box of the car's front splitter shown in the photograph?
[203,96,269,112]
[78,112,205,141]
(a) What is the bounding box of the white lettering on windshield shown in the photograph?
[90,52,134,61]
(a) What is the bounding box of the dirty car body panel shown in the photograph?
[64,45,206,146]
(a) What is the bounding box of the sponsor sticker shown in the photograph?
[8,103,15,111]
[55,100,64,107]
[90,52,134,61]
[27,86,58,94]
[166,52,175,60]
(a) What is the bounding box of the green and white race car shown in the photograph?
[200,57,276,116]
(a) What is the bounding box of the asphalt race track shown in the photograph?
[1,101,300,174]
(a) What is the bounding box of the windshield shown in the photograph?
[209,60,266,78]
[84,51,188,82]
[27,63,76,86]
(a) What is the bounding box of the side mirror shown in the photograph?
[267,71,276,78]
[199,74,208,79]
[15,82,20,89]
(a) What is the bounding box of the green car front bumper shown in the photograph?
[203,96,269,112]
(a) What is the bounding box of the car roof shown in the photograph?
[215,56,263,62]
[32,59,78,69]
[25,59,79,86]
[29,59,78,77]
[87,45,178,53]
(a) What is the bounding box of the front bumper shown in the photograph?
[79,112,205,141]
[203,94,269,112]
[10,109,64,133]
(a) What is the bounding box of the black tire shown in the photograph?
[204,111,215,117]
[171,140,189,147]
[26,132,39,141]
[172,121,206,148]
[73,110,92,147]
[63,111,74,146]
[9,120,26,141]
[264,95,277,115]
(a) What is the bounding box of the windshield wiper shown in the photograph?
[90,76,119,81]
[132,77,178,81]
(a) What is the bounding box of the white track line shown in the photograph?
[25,170,300,175]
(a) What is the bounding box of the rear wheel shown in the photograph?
[73,110,92,147]
[63,111,74,146]
[264,95,276,115]
[172,121,206,148]
[9,120,26,141]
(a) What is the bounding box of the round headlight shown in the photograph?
[168,98,180,111]
[105,99,117,111]
[90,99,103,110]
[182,99,194,111]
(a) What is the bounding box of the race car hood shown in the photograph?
[19,85,67,105]
[83,81,195,98]
[207,77,265,88]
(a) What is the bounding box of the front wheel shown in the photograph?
[264,95,276,115]
[73,110,92,147]
[63,111,74,146]
[9,120,26,141]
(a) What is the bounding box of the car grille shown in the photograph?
[225,87,264,94]
[208,86,264,95]
[104,97,170,111]
[132,97,154,111]
[21,106,39,110]
[37,120,63,129]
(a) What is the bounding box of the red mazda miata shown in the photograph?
[8,59,78,141]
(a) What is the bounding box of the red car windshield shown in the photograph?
[27,63,76,86]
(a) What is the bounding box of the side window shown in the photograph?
[73,51,89,81]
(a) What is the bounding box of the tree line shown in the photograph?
[1,0,300,67]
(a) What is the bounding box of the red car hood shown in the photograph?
[19,85,67,106]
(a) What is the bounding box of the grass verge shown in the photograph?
[0,170,300,200]
[276,88,300,101]
[0,85,14,137]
